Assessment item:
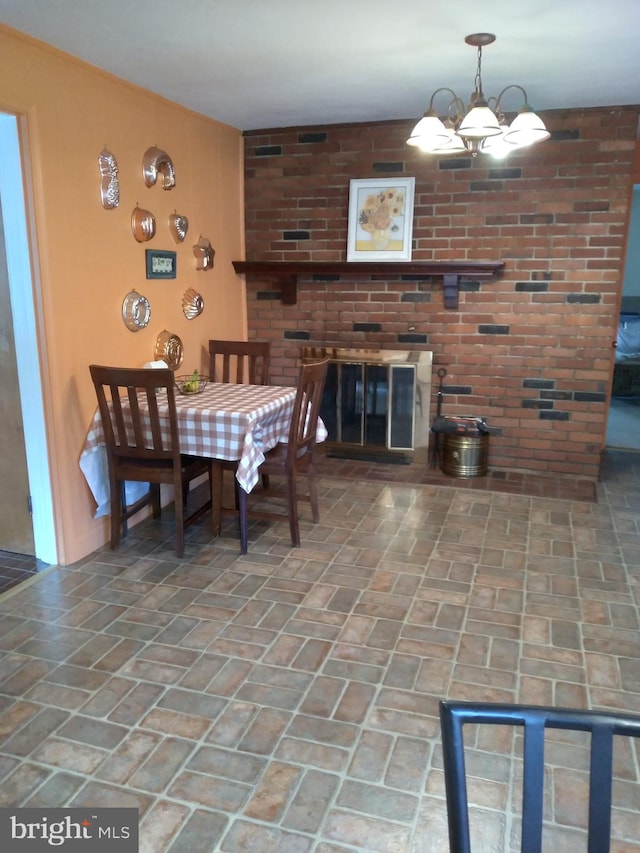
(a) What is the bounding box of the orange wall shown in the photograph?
[0,26,247,564]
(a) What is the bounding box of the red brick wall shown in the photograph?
[241,107,639,480]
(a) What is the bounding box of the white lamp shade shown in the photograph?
[503,110,550,146]
[478,126,516,158]
[457,104,502,139]
[406,114,450,149]
[428,129,468,155]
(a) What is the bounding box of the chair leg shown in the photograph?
[286,471,300,547]
[307,464,320,523]
[174,483,185,558]
[110,478,122,550]
[211,462,223,536]
[150,484,162,518]
[238,485,249,555]
[120,482,129,539]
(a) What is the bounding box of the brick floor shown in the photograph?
[0,449,638,851]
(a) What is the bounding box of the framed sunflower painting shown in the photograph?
[347,177,415,261]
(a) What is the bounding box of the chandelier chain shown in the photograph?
[475,47,483,96]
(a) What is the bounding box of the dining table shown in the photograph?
[80,381,327,554]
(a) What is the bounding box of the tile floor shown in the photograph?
[0,450,638,851]
[0,551,43,595]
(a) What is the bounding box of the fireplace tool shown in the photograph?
[430,368,447,469]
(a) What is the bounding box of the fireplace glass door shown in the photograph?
[321,361,416,451]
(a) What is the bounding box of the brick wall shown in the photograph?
[241,107,639,480]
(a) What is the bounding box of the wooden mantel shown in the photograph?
[232,260,504,309]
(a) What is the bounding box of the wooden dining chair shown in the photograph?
[208,339,272,499]
[439,699,640,853]
[208,339,271,385]
[241,357,329,548]
[89,365,213,558]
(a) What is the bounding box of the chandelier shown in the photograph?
[406,33,550,158]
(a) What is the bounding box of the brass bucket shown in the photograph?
[442,434,489,478]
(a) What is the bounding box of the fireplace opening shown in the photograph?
[302,347,433,463]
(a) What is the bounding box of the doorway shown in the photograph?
[606,183,640,452]
[0,112,57,566]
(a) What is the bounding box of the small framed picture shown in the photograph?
[347,177,415,262]
[146,249,177,279]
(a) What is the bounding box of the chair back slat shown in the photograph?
[89,363,213,558]
[439,700,640,853]
[208,340,270,385]
[89,365,178,463]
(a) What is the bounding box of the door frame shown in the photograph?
[0,113,57,565]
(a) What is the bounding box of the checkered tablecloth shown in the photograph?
[80,382,327,516]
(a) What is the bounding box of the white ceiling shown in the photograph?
[1,0,638,131]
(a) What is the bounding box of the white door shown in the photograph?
[0,113,57,564]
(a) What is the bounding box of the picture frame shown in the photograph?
[146,249,177,279]
[347,177,415,262]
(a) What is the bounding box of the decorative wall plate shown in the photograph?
[98,147,119,209]
[182,287,204,319]
[154,329,184,371]
[169,211,189,243]
[131,205,156,242]
[142,146,176,189]
[122,290,151,332]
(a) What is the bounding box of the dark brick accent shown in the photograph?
[489,168,522,180]
[443,385,472,395]
[284,330,310,340]
[523,379,555,389]
[439,158,471,170]
[283,230,310,240]
[567,294,601,304]
[459,281,481,293]
[522,400,554,409]
[353,323,382,333]
[397,333,428,344]
[551,129,580,141]
[401,292,432,302]
[539,410,570,420]
[478,325,510,335]
[254,145,282,157]
[520,213,555,225]
[541,390,572,400]
[574,391,607,402]
[372,162,404,172]
[256,291,282,301]
[516,282,549,292]
[574,201,610,212]
[298,132,328,144]
[312,274,340,281]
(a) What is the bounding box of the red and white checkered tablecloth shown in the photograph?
[80,383,327,514]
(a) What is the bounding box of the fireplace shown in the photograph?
[303,347,433,461]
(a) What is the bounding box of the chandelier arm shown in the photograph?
[493,84,529,115]
[427,87,463,114]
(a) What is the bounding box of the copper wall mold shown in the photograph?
[122,290,151,332]
[193,235,215,270]
[131,205,156,242]
[169,211,189,243]
[98,147,119,209]
[154,329,184,371]
[182,287,204,320]
[142,146,176,189]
